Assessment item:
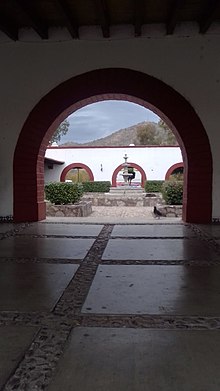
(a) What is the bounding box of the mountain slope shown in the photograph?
[60,121,178,147]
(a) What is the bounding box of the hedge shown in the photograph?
[45,182,83,205]
[81,181,111,193]
[144,180,164,193]
[161,180,183,205]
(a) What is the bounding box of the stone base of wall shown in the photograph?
[46,201,92,217]
[157,205,182,217]
[0,215,13,222]
[81,193,163,207]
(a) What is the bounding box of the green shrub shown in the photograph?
[161,180,183,205]
[170,173,184,181]
[82,181,111,193]
[144,180,164,193]
[45,182,83,205]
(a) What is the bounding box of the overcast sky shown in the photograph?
[59,100,160,144]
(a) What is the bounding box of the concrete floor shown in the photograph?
[0,218,220,390]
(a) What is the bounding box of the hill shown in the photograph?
[60,121,178,147]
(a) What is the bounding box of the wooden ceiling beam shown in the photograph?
[0,17,18,40]
[55,0,79,39]
[134,0,144,37]
[95,0,110,38]
[15,0,48,39]
[199,0,220,34]
[166,0,185,35]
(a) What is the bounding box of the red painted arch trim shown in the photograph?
[13,68,212,223]
[60,163,94,182]
[112,163,147,187]
[165,163,184,180]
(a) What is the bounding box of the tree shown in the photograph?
[136,121,178,146]
[66,169,90,182]
[158,119,169,130]
[49,119,70,144]
[136,123,162,145]
[158,119,178,145]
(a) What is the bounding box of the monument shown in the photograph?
[122,153,130,185]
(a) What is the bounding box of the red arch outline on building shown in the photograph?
[13,68,212,223]
[112,163,146,187]
[60,163,94,182]
[165,162,184,180]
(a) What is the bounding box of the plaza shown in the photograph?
[1,215,220,389]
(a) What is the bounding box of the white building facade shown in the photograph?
[45,146,183,185]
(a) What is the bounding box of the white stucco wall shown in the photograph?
[45,146,183,184]
[0,27,220,216]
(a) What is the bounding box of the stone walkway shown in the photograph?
[46,206,181,224]
[0,219,220,390]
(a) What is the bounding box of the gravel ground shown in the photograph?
[91,206,154,218]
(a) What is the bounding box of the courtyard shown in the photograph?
[0,215,220,390]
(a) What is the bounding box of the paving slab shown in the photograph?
[47,327,220,391]
[198,224,220,238]
[0,223,17,233]
[111,224,195,237]
[23,223,103,236]
[0,325,38,389]
[82,265,220,315]
[0,263,78,311]
[102,238,217,261]
[0,237,95,259]
[44,215,181,224]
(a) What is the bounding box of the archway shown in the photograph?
[13,68,212,223]
[165,163,184,180]
[60,163,94,182]
[112,163,146,188]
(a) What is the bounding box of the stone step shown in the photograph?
[82,194,163,207]
[109,187,144,195]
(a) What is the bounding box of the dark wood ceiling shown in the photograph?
[0,0,220,41]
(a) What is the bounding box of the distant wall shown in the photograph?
[45,145,183,184]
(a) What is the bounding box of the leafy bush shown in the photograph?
[161,180,183,205]
[144,180,164,193]
[170,173,184,181]
[45,182,83,205]
[82,181,111,193]
[66,168,89,182]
